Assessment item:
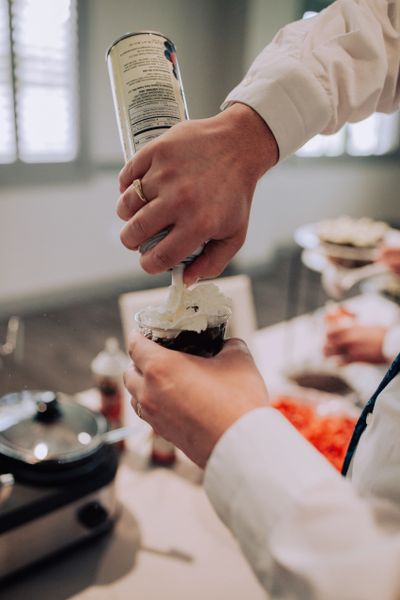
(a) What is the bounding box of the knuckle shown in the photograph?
[152,164,178,190]
[120,228,136,250]
[144,358,165,382]
[153,249,173,269]
[153,138,170,161]
[119,163,132,187]
[130,215,147,238]
[139,256,156,274]
[198,212,216,235]
[120,215,148,249]
[118,191,132,216]
[176,182,193,204]
[118,170,127,188]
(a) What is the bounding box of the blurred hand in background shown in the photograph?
[324,324,388,365]
[379,247,400,276]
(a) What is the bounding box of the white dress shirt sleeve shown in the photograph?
[205,3,400,596]
[204,406,400,599]
[383,324,400,362]
[222,0,400,160]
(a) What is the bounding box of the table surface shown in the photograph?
[2,293,398,600]
[1,404,266,600]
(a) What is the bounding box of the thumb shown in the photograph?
[216,337,253,362]
[215,338,263,383]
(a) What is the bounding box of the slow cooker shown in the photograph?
[0,390,121,581]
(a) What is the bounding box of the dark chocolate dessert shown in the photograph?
[142,322,227,357]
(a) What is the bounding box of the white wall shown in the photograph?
[242,0,298,69]
[1,173,139,303]
[238,159,400,267]
[1,0,399,314]
[86,0,246,163]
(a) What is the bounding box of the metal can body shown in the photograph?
[107,31,188,161]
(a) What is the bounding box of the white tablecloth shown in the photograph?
[3,292,397,600]
[1,419,265,600]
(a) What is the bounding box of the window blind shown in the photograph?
[0,0,78,165]
[0,0,16,163]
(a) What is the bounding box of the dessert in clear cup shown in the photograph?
[134,271,231,466]
[317,216,389,268]
[135,274,231,358]
[136,312,230,357]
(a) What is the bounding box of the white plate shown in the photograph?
[294,222,400,262]
[361,273,400,303]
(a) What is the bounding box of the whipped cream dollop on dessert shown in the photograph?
[317,216,389,248]
[138,268,232,335]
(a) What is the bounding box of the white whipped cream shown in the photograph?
[138,268,231,334]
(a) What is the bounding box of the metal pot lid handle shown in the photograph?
[0,473,14,505]
[35,391,61,422]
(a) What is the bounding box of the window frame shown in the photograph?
[296,0,400,162]
[0,0,89,188]
[301,0,332,13]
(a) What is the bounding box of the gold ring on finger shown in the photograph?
[132,179,148,204]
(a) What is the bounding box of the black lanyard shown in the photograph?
[342,352,400,476]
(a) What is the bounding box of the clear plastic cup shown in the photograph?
[135,310,230,358]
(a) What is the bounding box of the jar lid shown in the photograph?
[0,390,107,465]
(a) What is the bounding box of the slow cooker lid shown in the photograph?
[0,390,107,464]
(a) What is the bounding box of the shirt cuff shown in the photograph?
[221,53,331,162]
[382,325,400,362]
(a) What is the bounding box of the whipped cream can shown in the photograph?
[107,31,202,267]
[106,31,189,158]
